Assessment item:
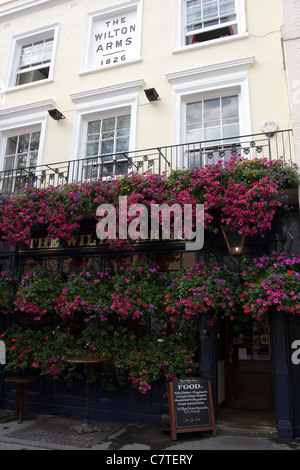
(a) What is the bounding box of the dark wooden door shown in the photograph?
[228,315,274,411]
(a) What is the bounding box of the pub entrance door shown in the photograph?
[228,315,274,411]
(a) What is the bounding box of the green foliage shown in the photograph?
[0,272,18,314]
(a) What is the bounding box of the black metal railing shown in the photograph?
[0,129,295,193]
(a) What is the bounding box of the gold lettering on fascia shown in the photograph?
[28,234,101,250]
[25,234,183,251]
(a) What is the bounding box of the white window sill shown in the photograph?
[4,78,54,94]
[173,32,249,55]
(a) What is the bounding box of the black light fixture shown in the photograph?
[221,225,245,255]
[48,108,65,120]
[144,88,160,102]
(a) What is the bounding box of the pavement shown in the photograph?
[0,409,300,455]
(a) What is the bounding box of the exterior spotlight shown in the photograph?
[48,109,65,120]
[144,88,160,102]
[221,225,245,255]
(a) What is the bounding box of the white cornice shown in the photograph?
[70,80,145,105]
[166,57,256,85]
[0,99,55,117]
[0,0,70,22]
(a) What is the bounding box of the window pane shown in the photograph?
[17,134,29,153]
[203,0,218,20]
[186,102,203,142]
[4,131,40,171]
[32,41,44,64]
[204,98,220,123]
[102,118,115,140]
[220,0,235,16]
[222,96,239,138]
[20,45,32,67]
[117,114,131,130]
[30,132,40,151]
[116,137,130,153]
[19,38,53,68]
[101,139,114,155]
[186,0,237,42]
[186,95,239,145]
[204,98,221,140]
[105,256,118,271]
[85,114,131,168]
[17,155,27,169]
[87,121,100,141]
[187,127,203,143]
[152,253,166,271]
[5,136,17,156]
[182,251,196,268]
[167,253,180,270]
[187,0,202,29]
[223,123,239,139]
[187,102,202,124]
[117,116,131,137]
[4,156,15,171]
[222,96,239,119]
[204,125,221,141]
[29,152,38,167]
[44,39,54,61]
[86,142,99,157]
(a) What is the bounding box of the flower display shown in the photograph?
[238,252,300,319]
[3,325,81,382]
[53,265,114,322]
[0,157,298,250]
[2,260,236,390]
[0,185,87,247]
[2,250,300,393]
[165,261,236,325]
[14,265,62,320]
[1,156,300,394]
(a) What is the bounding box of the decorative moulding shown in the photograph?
[166,57,256,86]
[0,0,69,22]
[70,80,145,105]
[0,99,55,118]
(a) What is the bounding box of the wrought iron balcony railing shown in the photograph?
[0,129,295,193]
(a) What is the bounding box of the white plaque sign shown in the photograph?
[85,2,141,72]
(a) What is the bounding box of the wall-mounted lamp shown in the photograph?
[48,109,65,120]
[144,88,160,102]
[261,121,278,137]
[221,225,245,255]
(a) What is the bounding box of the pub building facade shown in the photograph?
[0,202,300,440]
[0,0,299,440]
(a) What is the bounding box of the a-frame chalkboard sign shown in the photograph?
[168,377,216,440]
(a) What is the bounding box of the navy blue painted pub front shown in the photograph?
[1,212,300,440]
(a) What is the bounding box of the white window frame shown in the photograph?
[3,24,59,91]
[83,111,132,180]
[0,99,53,189]
[69,80,144,181]
[80,0,143,75]
[174,0,247,52]
[186,94,240,144]
[166,57,254,168]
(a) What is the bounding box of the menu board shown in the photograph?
[168,377,216,440]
